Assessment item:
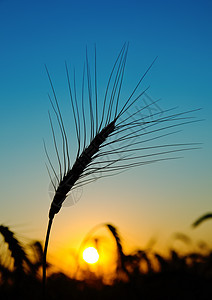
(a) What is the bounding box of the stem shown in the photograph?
[42,217,53,299]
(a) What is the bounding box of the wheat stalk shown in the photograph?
[42,44,201,297]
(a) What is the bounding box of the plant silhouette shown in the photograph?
[192,213,212,228]
[43,44,201,297]
[1,223,212,299]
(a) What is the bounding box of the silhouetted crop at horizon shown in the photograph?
[1,222,212,299]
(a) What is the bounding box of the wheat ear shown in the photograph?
[42,44,201,297]
[0,225,32,274]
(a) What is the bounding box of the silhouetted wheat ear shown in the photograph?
[42,44,201,297]
[30,241,49,274]
[45,44,201,219]
[48,120,116,219]
[106,224,129,277]
[0,225,32,274]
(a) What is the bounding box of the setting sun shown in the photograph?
[82,247,99,264]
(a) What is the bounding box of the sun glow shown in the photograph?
[83,247,99,264]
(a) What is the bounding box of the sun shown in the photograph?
[82,247,99,264]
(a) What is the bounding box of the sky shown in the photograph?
[0,0,212,273]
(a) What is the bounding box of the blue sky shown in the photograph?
[0,0,211,260]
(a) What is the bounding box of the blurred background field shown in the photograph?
[1,219,212,299]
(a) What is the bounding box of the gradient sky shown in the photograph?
[0,0,211,269]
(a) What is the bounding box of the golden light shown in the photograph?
[82,247,99,264]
